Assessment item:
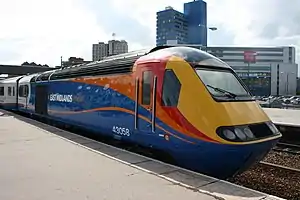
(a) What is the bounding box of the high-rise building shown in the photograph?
[108,40,128,56]
[184,0,207,46]
[92,40,128,61]
[156,0,207,46]
[156,6,188,46]
[92,42,108,61]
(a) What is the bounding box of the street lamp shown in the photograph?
[197,24,217,50]
[198,24,218,31]
[208,27,217,31]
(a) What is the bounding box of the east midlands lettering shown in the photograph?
[49,93,73,103]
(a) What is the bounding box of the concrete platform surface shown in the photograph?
[0,111,284,200]
[263,108,300,127]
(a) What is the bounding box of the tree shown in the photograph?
[21,61,30,66]
[21,61,51,67]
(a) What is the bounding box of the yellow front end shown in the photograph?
[166,56,281,145]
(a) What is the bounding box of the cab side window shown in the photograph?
[161,69,181,107]
[142,71,152,105]
[19,85,29,97]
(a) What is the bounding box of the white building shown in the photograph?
[92,40,128,61]
[92,42,108,61]
[270,63,298,96]
[205,46,298,96]
[108,40,128,56]
[166,44,298,96]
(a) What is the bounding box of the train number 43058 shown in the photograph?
[112,126,130,136]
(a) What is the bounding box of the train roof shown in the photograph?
[31,46,231,82]
[19,73,40,84]
[32,47,167,81]
[141,46,231,69]
[0,75,24,84]
[33,69,58,82]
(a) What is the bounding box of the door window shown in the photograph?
[8,87,11,96]
[142,71,152,105]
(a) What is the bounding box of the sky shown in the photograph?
[0,0,300,70]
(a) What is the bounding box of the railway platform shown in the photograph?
[0,110,283,200]
[263,108,300,127]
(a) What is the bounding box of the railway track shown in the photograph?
[259,161,300,173]
[230,160,300,199]
[229,143,300,199]
[273,142,300,155]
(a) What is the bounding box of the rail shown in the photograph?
[273,142,300,155]
[259,161,300,173]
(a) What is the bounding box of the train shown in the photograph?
[0,46,282,179]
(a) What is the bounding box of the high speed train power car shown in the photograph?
[0,46,282,179]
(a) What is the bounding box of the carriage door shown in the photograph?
[35,84,48,115]
[135,69,157,133]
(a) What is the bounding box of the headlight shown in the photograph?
[223,129,236,140]
[217,125,256,142]
[217,122,279,143]
[234,128,247,141]
[266,121,279,133]
[244,127,255,139]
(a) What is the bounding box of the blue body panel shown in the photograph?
[1,103,17,111]
[18,80,279,179]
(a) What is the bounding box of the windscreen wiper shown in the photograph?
[206,85,237,98]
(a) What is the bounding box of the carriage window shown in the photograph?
[12,87,15,96]
[8,87,12,96]
[0,87,4,96]
[142,71,152,105]
[162,69,181,107]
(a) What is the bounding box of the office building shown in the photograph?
[297,78,300,94]
[167,44,298,96]
[92,40,128,61]
[156,6,188,46]
[204,46,298,96]
[184,0,207,45]
[156,0,207,46]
